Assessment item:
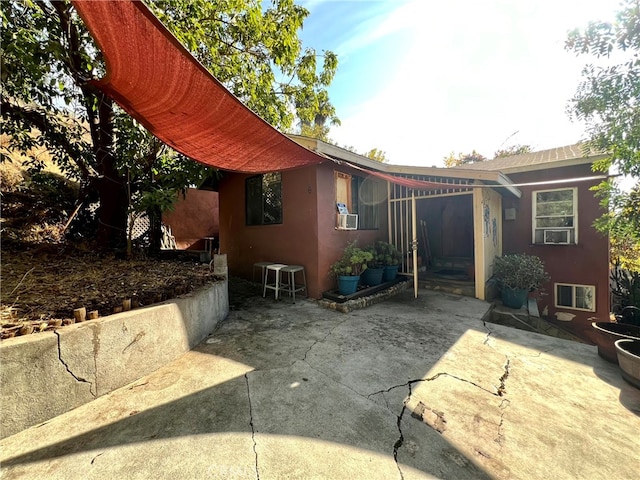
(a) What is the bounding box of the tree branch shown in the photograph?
[1,98,94,179]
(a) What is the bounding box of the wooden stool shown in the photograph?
[263,264,287,300]
[280,265,307,303]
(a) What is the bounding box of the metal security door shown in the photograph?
[389,190,418,298]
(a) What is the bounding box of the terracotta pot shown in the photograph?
[615,339,640,389]
[591,322,640,364]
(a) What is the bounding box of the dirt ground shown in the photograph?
[0,245,224,339]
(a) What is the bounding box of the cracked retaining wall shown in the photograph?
[0,278,229,439]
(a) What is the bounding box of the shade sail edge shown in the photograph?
[71,0,325,173]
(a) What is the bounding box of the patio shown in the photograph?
[1,279,638,479]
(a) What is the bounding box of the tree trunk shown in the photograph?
[94,95,128,250]
[147,205,162,255]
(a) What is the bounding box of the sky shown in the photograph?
[296,0,622,167]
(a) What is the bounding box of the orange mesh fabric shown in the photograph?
[71,0,324,173]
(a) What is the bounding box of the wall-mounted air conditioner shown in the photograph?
[337,213,358,230]
[544,229,570,244]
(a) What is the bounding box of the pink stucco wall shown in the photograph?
[219,162,387,298]
[162,188,219,250]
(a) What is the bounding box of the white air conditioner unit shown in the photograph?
[337,213,358,230]
[544,229,571,244]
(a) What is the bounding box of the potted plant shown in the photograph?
[492,253,550,309]
[329,241,373,295]
[360,244,385,286]
[591,261,640,363]
[615,338,640,388]
[373,241,403,282]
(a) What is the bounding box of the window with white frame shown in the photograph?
[555,283,596,312]
[532,188,577,245]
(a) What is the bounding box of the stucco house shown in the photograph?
[218,134,517,300]
[217,138,610,329]
[462,144,610,325]
[73,0,611,331]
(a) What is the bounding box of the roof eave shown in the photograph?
[491,153,609,174]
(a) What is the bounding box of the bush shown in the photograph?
[329,241,373,277]
[492,253,550,291]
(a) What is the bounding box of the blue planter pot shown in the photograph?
[337,275,360,295]
[361,267,384,286]
[383,265,399,282]
[502,286,528,309]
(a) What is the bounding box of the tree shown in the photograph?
[494,144,532,158]
[566,0,640,246]
[364,148,389,163]
[443,150,487,168]
[1,0,339,250]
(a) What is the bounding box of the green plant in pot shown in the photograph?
[329,241,374,295]
[375,241,402,281]
[361,245,385,286]
[492,253,550,309]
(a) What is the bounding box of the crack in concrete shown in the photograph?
[392,382,411,480]
[496,398,511,447]
[54,331,96,397]
[301,317,350,363]
[302,361,372,400]
[90,452,104,465]
[244,373,260,480]
[496,358,510,397]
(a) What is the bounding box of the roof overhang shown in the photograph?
[496,154,609,174]
[287,135,522,198]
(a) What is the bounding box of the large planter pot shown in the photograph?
[361,267,384,287]
[383,265,399,282]
[337,275,360,295]
[615,339,640,389]
[501,286,528,309]
[591,322,640,364]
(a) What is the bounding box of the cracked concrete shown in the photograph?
[55,331,97,398]
[1,282,639,479]
[244,373,260,480]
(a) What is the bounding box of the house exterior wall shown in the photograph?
[474,187,502,300]
[315,162,387,296]
[162,188,219,250]
[218,162,388,299]
[501,164,609,324]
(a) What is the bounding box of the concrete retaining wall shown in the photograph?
[1,278,229,439]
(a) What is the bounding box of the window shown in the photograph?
[246,172,282,225]
[334,171,384,230]
[555,283,596,312]
[532,188,577,244]
[352,175,384,229]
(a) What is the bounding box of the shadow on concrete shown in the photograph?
[2,278,638,479]
[1,281,495,479]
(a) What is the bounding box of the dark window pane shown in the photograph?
[246,173,282,226]
[557,285,573,307]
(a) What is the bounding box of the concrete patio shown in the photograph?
[1,280,638,479]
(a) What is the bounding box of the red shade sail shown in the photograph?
[71,0,324,173]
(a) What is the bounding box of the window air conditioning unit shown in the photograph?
[338,213,358,230]
[544,229,570,244]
